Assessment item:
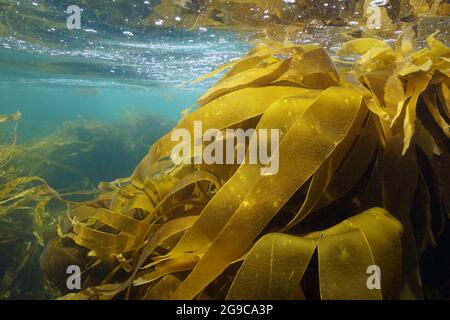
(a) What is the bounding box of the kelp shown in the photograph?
[227,208,403,300]
[0,112,128,298]
[40,31,450,300]
[0,112,60,299]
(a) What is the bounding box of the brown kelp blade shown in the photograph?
[227,208,402,300]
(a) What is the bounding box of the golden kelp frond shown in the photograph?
[0,112,56,223]
[337,32,450,155]
[42,32,450,300]
[227,208,403,300]
[0,111,21,124]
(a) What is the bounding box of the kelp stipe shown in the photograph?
[40,32,450,300]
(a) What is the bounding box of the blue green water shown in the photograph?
[0,28,247,139]
[0,2,249,188]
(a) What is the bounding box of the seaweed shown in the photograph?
[10,112,174,192]
[0,110,174,299]
[38,31,450,300]
[0,111,59,299]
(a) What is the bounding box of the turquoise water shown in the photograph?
[0,4,249,188]
[0,28,247,135]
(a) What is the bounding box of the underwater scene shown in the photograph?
[0,0,449,301]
